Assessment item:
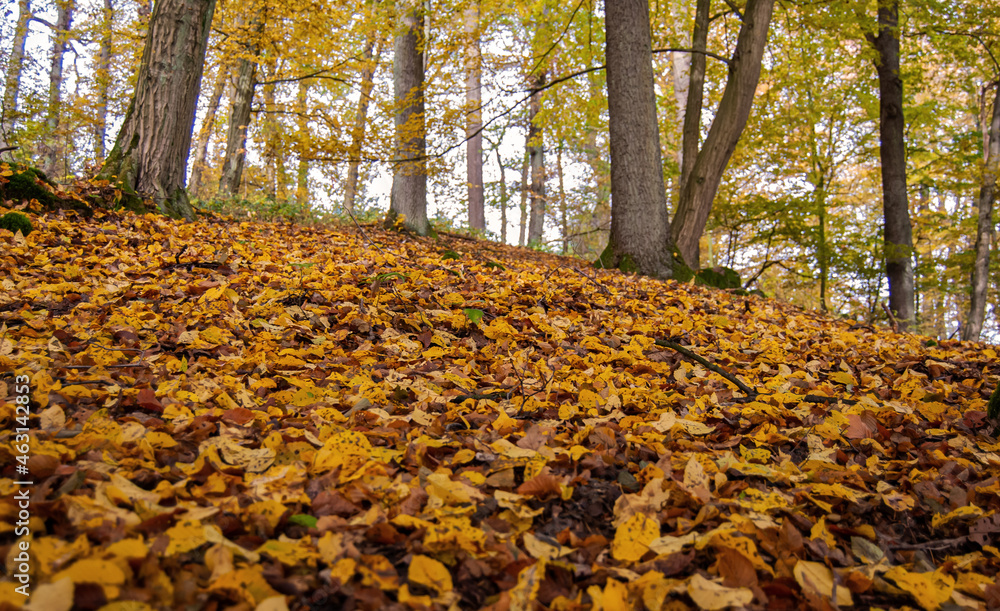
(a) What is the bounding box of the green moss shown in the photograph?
[696,266,742,289]
[0,211,33,236]
[1,165,59,209]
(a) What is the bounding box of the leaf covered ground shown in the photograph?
[1,210,999,611]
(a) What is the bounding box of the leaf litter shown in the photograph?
[0,209,998,610]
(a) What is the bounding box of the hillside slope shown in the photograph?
[1,210,998,610]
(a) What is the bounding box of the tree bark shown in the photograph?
[599,0,673,279]
[680,0,710,198]
[557,141,567,254]
[218,19,261,197]
[93,0,114,161]
[671,0,775,268]
[868,0,915,329]
[2,0,32,154]
[496,147,508,244]
[518,149,528,246]
[963,84,1000,341]
[41,0,74,177]
[465,1,485,230]
[98,0,217,220]
[386,2,429,235]
[295,79,310,207]
[526,72,546,245]
[344,30,382,212]
[188,64,227,196]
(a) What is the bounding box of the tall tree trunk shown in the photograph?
[295,80,310,207]
[963,84,1000,341]
[188,64,227,196]
[599,0,673,278]
[2,0,31,154]
[260,54,281,199]
[526,72,546,245]
[518,149,528,246]
[344,31,382,212]
[98,0,217,220]
[496,147,508,244]
[386,2,429,235]
[42,0,74,177]
[557,141,567,254]
[868,0,915,329]
[93,0,114,161]
[680,0,710,198]
[218,24,260,197]
[465,2,485,230]
[671,0,775,268]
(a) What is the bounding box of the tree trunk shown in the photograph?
[218,20,261,197]
[526,72,546,245]
[2,0,31,153]
[963,84,1000,341]
[260,54,282,199]
[386,2,429,235]
[869,0,915,329]
[496,147,508,244]
[98,0,217,220]
[599,0,673,279]
[557,141,567,254]
[518,149,528,246]
[93,0,114,161]
[188,64,227,196]
[41,0,74,177]
[465,2,485,230]
[344,31,382,212]
[671,0,775,268]
[680,0,710,198]
[295,80,310,207]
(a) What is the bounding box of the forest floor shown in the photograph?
[1,207,999,611]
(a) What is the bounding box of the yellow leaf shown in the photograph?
[686,573,753,610]
[408,554,453,594]
[23,577,73,611]
[885,567,955,611]
[612,513,660,563]
[793,560,852,607]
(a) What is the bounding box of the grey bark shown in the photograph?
[680,0,709,197]
[600,0,673,278]
[188,64,227,196]
[963,84,1000,341]
[496,147,508,243]
[2,0,31,153]
[99,0,217,220]
[218,20,261,197]
[295,80,310,207]
[868,0,915,329]
[671,0,775,268]
[518,149,528,246]
[344,31,382,212]
[465,2,485,230]
[41,0,74,177]
[94,0,114,161]
[526,72,546,245]
[386,2,429,235]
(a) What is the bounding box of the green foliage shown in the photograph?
[194,195,315,223]
[0,212,33,235]
[463,308,485,325]
[442,250,461,260]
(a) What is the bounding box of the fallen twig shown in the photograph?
[881,302,899,333]
[654,339,758,397]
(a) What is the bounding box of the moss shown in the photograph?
[1,165,60,209]
[0,211,33,236]
[696,266,742,289]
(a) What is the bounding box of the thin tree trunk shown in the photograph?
[557,141,567,254]
[526,72,546,245]
[600,0,673,278]
[2,0,32,150]
[93,0,113,161]
[671,0,775,268]
[42,0,74,177]
[465,2,485,230]
[189,64,227,196]
[218,23,260,197]
[680,0,709,198]
[386,2,429,235]
[868,0,915,329]
[344,31,382,212]
[963,84,1000,341]
[496,147,507,244]
[519,149,528,246]
[98,0,217,219]
[260,54,281,198]
[295,80,310,207]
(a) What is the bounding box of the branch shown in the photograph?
[653,339,758,397]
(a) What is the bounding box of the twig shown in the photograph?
[0,145,19,154]
[653,339,757,397]
[881,302,899,333]
[887,536,968,551]
[571,266,612,296]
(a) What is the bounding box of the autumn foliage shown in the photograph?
[1,210,998,610]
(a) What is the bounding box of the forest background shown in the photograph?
[1,0,999,343]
